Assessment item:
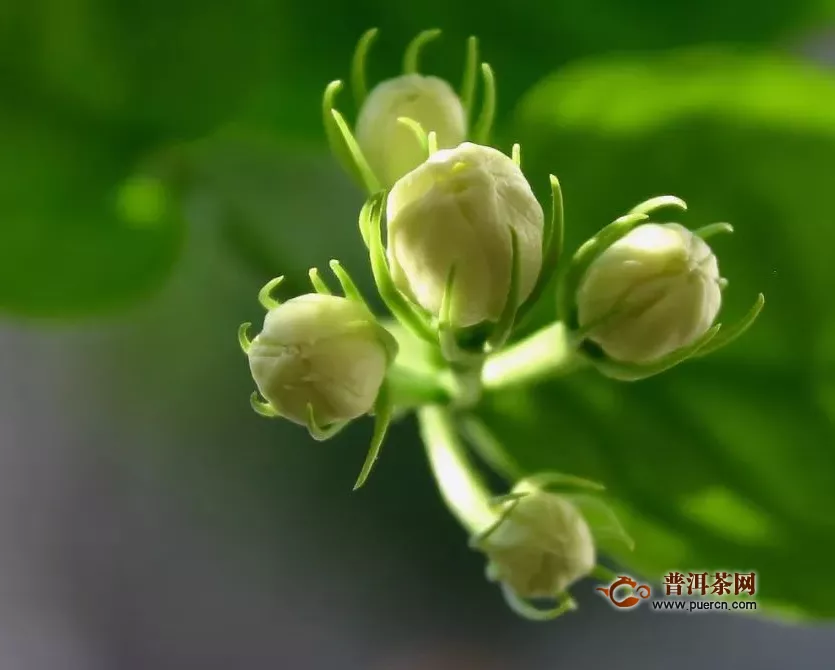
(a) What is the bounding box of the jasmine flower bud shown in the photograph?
[386,142,544,329]
[247,294,391,427]
[577,222,723,364]
[477,490,596,600]
[356,74,467,188]
[324,30,497,197]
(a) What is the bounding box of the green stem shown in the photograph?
[387,363,451,409]
[417,405,497,534]
[481,321,583,391]
[446,359,485,409]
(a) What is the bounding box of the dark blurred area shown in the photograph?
[2,1,835,668]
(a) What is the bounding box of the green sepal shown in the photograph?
[695,293,765,357]
[586,322,723,381]
[556,209,650,324]
[396,117,430,159]
[460,36,479,121]
[328,259,365,304]
[403,28,442,74]
[322,80,380,194]
[472,63,496,144]
[694,222,734,240]
[353,383,393,490]
[468,494,523,549]
[487,229,522,350]
[628,195,688,218]
[500,585,578,622]
[351,27,378,108]
[514,471,606,495]
[250,391,279,418]
[489,492,529,506]
[438,264,486,365]
[238,322,252,354]
[257,275,284,311]
[308,267,333,295]
[558,195,685,327]
[565,493,635,554]
[305,403,347,442]
[360,192,437,345]
[515,174,564,329]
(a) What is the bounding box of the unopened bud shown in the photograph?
[247,294,391,426]
[386,142,544,328]
[577,223,723,364]
[355,74,467,189]
[478,490,596,600]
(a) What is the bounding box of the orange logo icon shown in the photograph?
[596,575,652,609]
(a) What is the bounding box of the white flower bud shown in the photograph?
[577,223,723,364]
[355,74,467,188]
[479,491,596,600]
[247,294,390,426]
[386,142,544,328]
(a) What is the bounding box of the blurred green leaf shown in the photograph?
[0,107,184,317]
[0,0,283,140]
[477,49,835,618]
[5,0,833,148]
[246,0,835,146]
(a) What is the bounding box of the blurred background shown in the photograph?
[3,1,835,668]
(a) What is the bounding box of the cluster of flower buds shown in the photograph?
[236,27,765,620]
[321,30,566,368]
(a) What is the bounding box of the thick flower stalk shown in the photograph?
[322,28,496,192]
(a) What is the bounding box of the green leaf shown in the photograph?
[0,0,284,140]
[251,0,835,145]
[3,0,834,147]
[478,49,835,619]
[0,108,184,317]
